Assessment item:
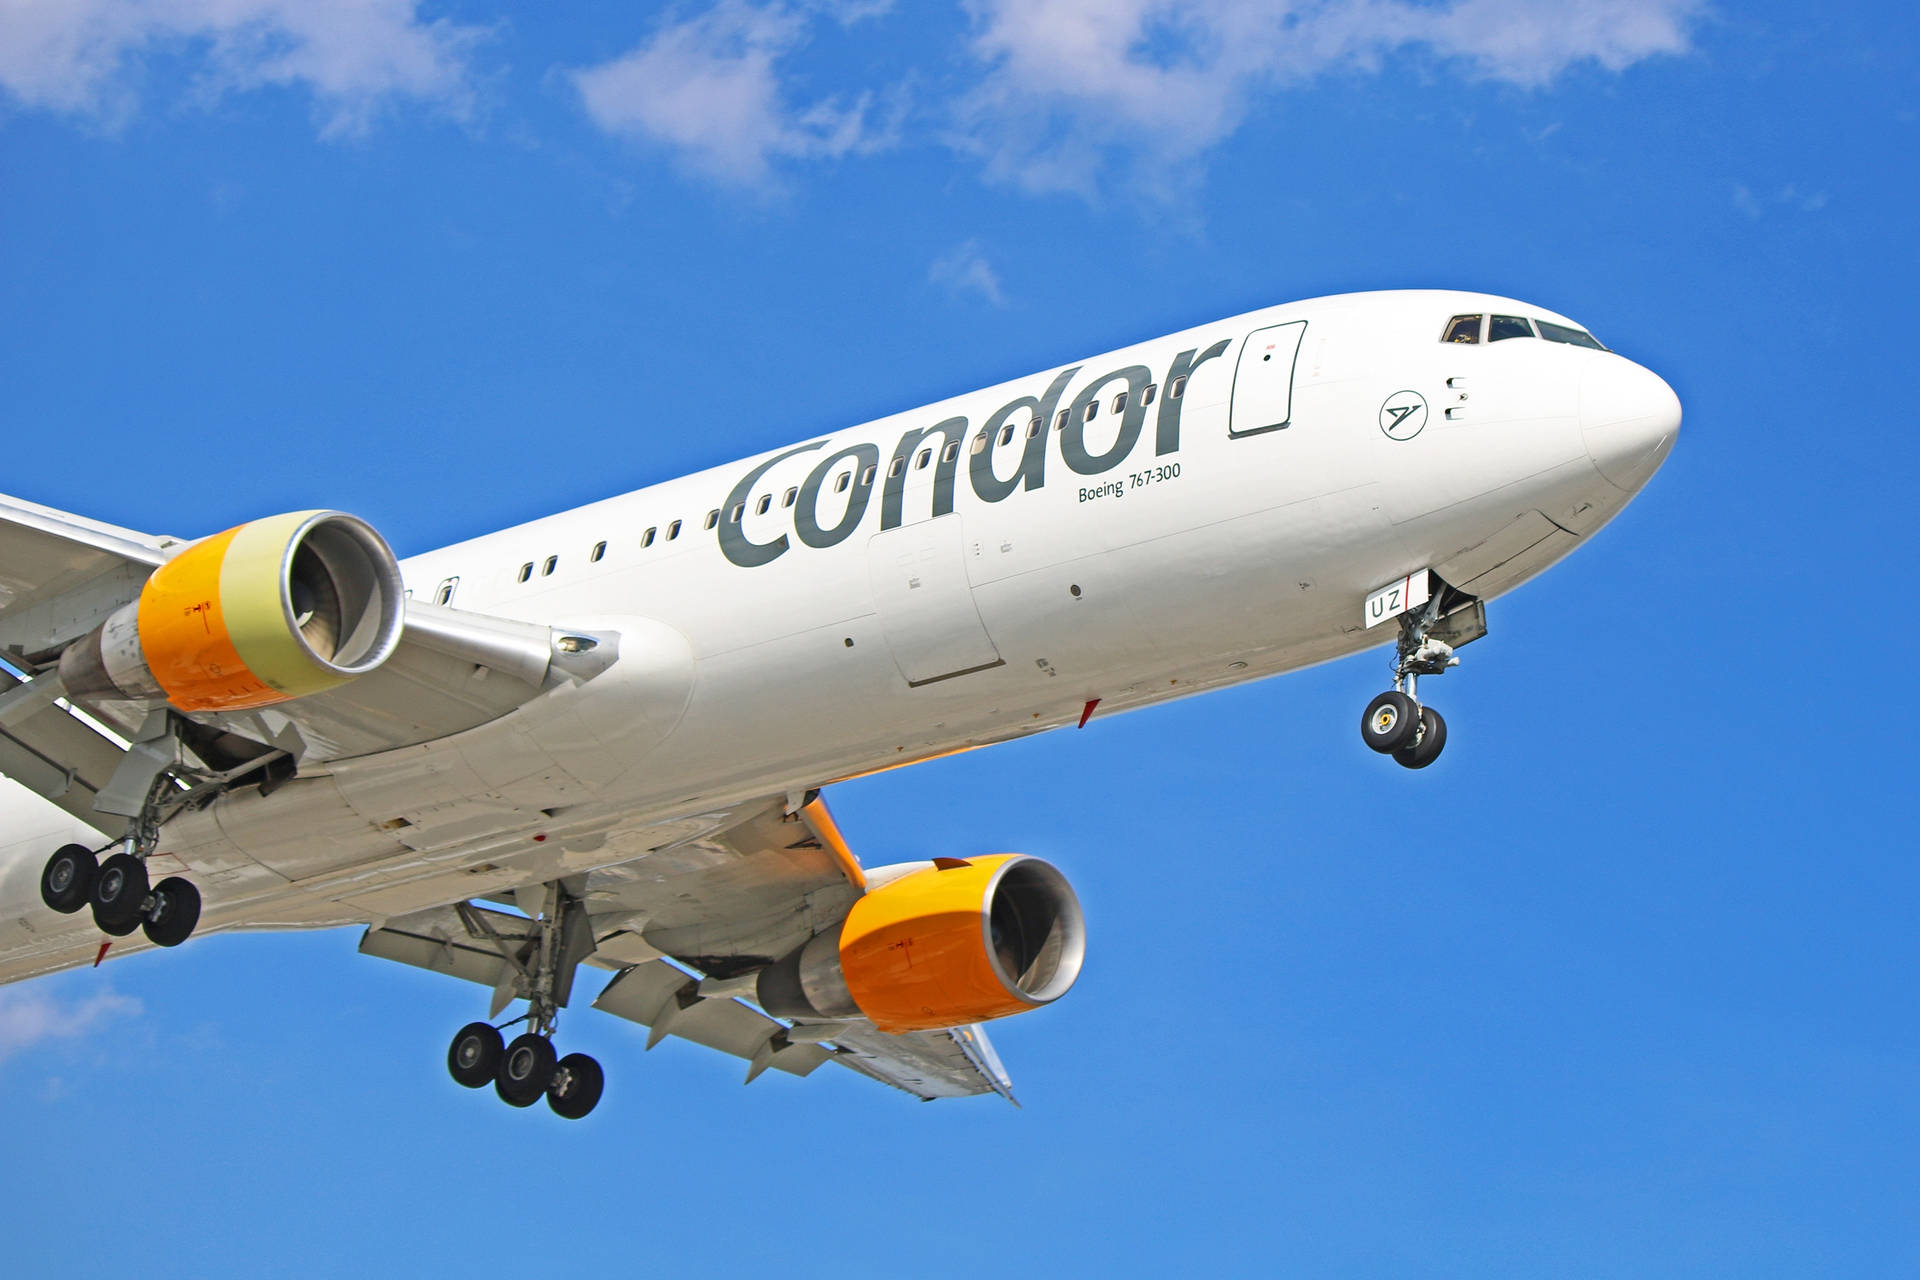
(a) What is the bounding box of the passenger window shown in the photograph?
[517,562,533,583]
[1142,383,1157,406]
[971,431,989,455]
[1055,409,1069,431]
[755,494,772,515]
[704,509,719,530]
[1489,315,1536,342]
[1083,400,1098,422]
[942,441,959,463]
[999,424,1014,446]
[730,502,744,523]
[861,464,876,485]
[667,520,681,540]
[888,456,904,478]
[1442,315,1483,344]
[642,527,656,548]
[915,448,931,470]
[542,556,557,577]
[1536,319,1607,350]
[434,576,458,605]
[835,471,852,492]
[1170,376,1187,398]
[1111,391,1128,415]
[783,486,798,507]
[589,543,606,563]
[1027,420,1041,439]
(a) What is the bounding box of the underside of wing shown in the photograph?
[357,792,1064,1106]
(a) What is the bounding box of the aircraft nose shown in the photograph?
[1580,358,1681,491]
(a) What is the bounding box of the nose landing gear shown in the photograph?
[1360,591,1475,770]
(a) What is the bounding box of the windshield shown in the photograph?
[1536,319,1608,350]
[1439,312,1610,350]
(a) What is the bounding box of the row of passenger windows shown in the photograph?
[506,375,1191,584]
[1441,313,1607,350]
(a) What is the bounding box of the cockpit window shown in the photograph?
[1489,315,1536,342]
[1442,314,1482,344]
[1536,319,1608,350]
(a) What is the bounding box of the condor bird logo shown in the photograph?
[1379,389,1428,441]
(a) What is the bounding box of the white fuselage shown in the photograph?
[0,289,1680,980]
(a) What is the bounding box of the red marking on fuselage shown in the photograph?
[1078,699,1100,729]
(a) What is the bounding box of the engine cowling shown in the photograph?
[757,854,1086,1033]
[60,510,405,712]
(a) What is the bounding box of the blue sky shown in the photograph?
[2,2,1915,1275]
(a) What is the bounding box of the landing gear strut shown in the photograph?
[1360,593,1470,770]
[440,883,604,1119]
[38,770,205,947]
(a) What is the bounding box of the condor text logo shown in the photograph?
[717,340,1231,568]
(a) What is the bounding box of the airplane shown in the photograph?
[0,290,1679,1117]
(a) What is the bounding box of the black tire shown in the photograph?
[1393,706,1448,770]
[141,878,201,947]
[40,845,97,914]
[447,1022,504,1089]
[90,853,150,935]
[547,1053,604,1120]
[1360,691,1420,754]
[494,1033,556,1107]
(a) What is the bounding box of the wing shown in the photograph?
[360,793,1019,1103]
[0,495,598,835]
[0,493,173,664]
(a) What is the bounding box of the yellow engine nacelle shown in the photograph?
[757,854,1086,1033]
[61,510,405,713]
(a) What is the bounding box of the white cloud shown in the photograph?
[0,985,141,1064]
[1734,182,1829,219]
[569,1,895,187]
[957,0,1703,195]
[0,0,489,137]
[930,239,1007,306]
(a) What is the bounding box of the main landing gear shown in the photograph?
[37,771,203,947]
[441,884,604,1119]
[1360,594,1474,771]
[447,1021,605,1119]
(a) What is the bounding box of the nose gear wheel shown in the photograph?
[1359,586,1474,770]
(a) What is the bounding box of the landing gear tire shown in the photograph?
[40,845,98,914]
[90,853,150,936]
[447,1022,504,1089]
[141,877,201,947]
[547,1053,604,1120]
[1392,706,1448,770]
[1361,691,1421,754]
[494,1033,556,1107]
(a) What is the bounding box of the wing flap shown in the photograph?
[0,667,128,837]
[358,903,527,991]
[593,960,831,1080]
[830,1023,1015,1102]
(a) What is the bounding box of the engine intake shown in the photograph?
[758,854,1085,1033]
[61,510,405,712]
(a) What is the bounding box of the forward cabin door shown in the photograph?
[1228,320,1308,438]
[867,514,1004,686]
